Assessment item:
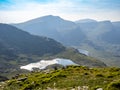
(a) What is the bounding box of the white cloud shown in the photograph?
[0,0,120,23]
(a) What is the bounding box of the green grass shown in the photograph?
[2,66,120,90]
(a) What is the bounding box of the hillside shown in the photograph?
[0,23,65,72]
[0,23,65,76]
[2,66,120,90]
[0,23,65,56]
[0,47,107,79]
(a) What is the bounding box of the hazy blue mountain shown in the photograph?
[14,15,86,46]
[76,20,113,39]
[75,20,120,45]
[75,19,97,23]
[102,26,120,44]
[103,21,120,44]
[75,19,120,66]
[75,19,98,37]
[112,21,120,28]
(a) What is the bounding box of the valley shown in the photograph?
[0,0,120,89]
[0,23,106,79]
[0,15,120,90]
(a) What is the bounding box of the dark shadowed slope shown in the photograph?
[0,23,65,56]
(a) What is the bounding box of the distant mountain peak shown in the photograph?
[75,19,97,23]
[41,15,61,18]
[20,15,64,25]
[39,15,64,21]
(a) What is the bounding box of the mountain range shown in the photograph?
[13,15,85,46]
[13,15,120,67]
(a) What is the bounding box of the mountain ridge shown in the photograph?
[75,19,97,23]
[13,15,86,46]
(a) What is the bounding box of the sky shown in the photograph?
[0,0,120,23]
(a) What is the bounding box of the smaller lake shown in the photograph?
[78,49,89,56]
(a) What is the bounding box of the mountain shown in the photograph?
[76,20,113,40]
[13,15,86,46]
[75,20,120,66]
[13,16,120,67]
[0,23,65,76]
[102,21,120,44]
[75,20,120,51]
[112,21,120,28]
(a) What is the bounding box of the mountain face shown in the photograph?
[76,19,120,43]
[76,20,113,40]
[75,20,120,66]
[102,21,120,44]
[0,23,65,56]
[14,15,85,46]
[75,20,120,49]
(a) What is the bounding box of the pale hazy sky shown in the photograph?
[0,0,120,23]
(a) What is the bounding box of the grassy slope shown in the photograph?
[2,66,120,90]
[0,48,106,79]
